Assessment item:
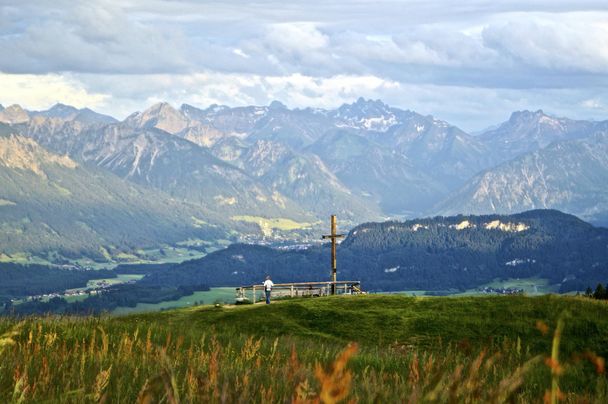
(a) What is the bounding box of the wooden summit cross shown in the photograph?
[321,215,344,295]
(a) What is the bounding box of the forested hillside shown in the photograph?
[144,210,608,292]
[0,262,115,304]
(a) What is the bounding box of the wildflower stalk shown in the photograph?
[550,317,565,404]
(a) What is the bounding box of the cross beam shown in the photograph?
[321,215,344,295]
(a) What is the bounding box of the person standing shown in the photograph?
[263,276,274,304]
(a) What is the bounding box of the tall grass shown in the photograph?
[0,299,607,403]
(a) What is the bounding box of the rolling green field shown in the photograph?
[231,215,317,237]
[10,275,147,306]
[457,277,560,296]
[83,274,144,290]
[112,287,235,315]
[1,295,607,402]
[394,277,561,297]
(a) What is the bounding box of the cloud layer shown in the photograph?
[1,1,607,129]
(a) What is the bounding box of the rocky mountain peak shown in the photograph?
[127,102,189,134]
[507,109,548,124]
[481,109,588,145]
[334,98,397,132]
[46,103,80,118]
[180,103,204,118]
[177,104,203,126]
[24,103,117,125]
[0,104,29,124]
[505,110,582,133]
[268,100,287,111]
[145,102,178,115]
[339,98,390,115]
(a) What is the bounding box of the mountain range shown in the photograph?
[437,132,608,224]
[0,99,607,262]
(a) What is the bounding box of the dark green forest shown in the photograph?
[0,262,115,302]
[144,210,608,293]
[8,283,209,315]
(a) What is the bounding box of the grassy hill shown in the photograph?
[1,295,608,402]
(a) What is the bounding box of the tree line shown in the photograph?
[585,283,608,300]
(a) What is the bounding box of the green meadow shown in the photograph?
[1,295,607,402]
[112,288,236,315]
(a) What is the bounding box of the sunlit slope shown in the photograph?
[0,126,226,261]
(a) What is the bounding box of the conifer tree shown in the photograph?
[593,283,607,300]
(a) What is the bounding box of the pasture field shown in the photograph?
[1,295,607,402]
[112,288,236,315]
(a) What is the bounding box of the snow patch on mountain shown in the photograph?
[505,258,536,266]
[361,115,397,131]
[538,115,564,129]
[384,266,399,273]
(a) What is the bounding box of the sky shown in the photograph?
[1,0,608,131]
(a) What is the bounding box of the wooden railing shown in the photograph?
[235,281,363,302]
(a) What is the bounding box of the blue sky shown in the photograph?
[1,0,607,130]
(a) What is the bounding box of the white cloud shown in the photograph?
[0,73,109,110]
[581,99,606,111]
[70,72,400,117]
[482,13,608,73]
[233,48,250,59]
[266,22,329,52]
[2,1,608,128]
[0,1,189,74]
[3,69,608,130]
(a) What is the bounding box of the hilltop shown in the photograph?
[127,294,608,356]
[1,295,607,402]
